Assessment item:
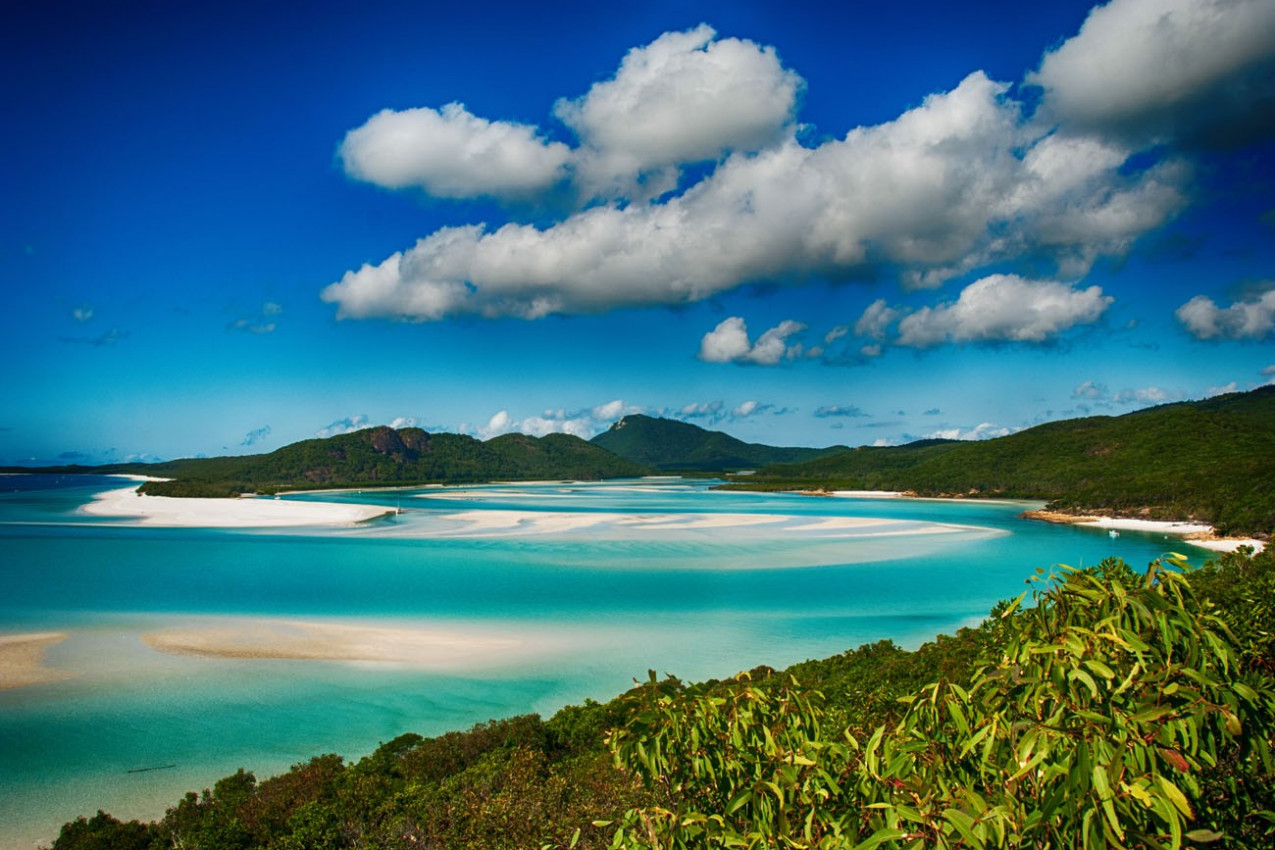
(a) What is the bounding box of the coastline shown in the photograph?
[80,485,394,527]
[1020,509,1265,554]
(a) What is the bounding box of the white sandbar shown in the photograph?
[418,509,930,538]
[0,632,72,690]
[142,619,555,670]
[80,486,393,528]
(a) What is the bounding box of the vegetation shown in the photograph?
[590,414,847,472]
[2,427,650,497]
[727,387,1275,537]
[49,547,1275,849]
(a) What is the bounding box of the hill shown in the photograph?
[9,427,650,496]
[732,386,1275,536]
[590,414,847,472]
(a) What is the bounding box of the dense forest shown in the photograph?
[4,428,650,497]
[727,387,1275,537]
[50,546,1275,849]
[591,414,848,472]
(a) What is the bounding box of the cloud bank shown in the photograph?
[323,1,1272,328]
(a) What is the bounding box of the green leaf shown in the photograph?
[852,828,910,850]
[1183,828,1225,843]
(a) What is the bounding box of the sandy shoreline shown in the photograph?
[0,632,72,690]
[80,485,394,528]
[1020,509,1265,553]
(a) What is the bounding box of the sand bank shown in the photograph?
[142,619,551,670]
[411,508,952,539]
[0,632,72,690]
[830,490,906,498]
[80,486,393,528]
[1021,510,1264,554]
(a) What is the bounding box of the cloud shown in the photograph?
[924,422,1014,441]
[554,24,802,201]
[895,274,1113,347]
[732,400,770,418]
[72,303,93,322]
[323,26,1190,323]
[388,416,417,430]
[1028,0,1275,148]
[1263,364,1275,380]
[1204,381,1239,397]
[1175,285,1275,339]
[680,400,726,422]
[467,400,643,440]
[241,425,272,447]
[854,300,899,340]
[340,103,571,200]
[1072,380,1110,400]
[228,301,283,334]
[814,405,868,418]
[699,316,807,364]
[1112,386,1172,405]
[59,327,130,347]
[317,415,372,438]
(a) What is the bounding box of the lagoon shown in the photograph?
[0,475,1211,849]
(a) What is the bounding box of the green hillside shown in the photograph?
[590,414,847,472]
[18,427,649,496]
[732,386,1275,536]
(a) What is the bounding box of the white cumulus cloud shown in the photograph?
[924,422,1014,441]
[896,274,1113,347]
[699,317,806,364]
[1175,286,1275,339]
[1028,0,1275,147]
[323,45,1188,322]
[340,102,570,200]
[555,24,802,201]
[469,400,641,440]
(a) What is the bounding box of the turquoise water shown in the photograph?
[0,475,1209,848]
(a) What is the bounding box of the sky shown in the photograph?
[3,0,1274,465]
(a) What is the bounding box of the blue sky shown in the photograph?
[3,0,1274,465]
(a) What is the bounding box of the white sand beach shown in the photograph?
[142,619,556,670]
[1074,517,1265,553]
[80,486,393,527]
[0,632,72,690]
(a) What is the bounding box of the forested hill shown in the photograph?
[732,386,1275,536]
[590,414,847,472]
[15,427,650,496]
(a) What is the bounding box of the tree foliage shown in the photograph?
[607,557,1275,849]
[727,386,1275,537]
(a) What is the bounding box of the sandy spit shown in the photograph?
[80,486,393,528]
[0,632,73,690]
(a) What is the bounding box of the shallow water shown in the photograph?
[0,475,1210,848]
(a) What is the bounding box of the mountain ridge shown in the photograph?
[590,414,848,472]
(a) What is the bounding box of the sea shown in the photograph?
[0,474,1214,849]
